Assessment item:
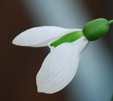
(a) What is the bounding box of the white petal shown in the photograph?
[12,26,81,47]
[36,36,89,94]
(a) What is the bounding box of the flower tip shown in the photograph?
[37,88,49,94]
[36,85,55,94]
[37,87,44,93]
[12,37,16,45]
[37,88,42,93]
[12,36,26,46]
[12,37,19,46]
[12,38,16,45]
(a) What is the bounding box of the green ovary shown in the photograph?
[50,31,84,47]
[82,18,113,41]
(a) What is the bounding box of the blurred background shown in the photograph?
[0,0,113,101]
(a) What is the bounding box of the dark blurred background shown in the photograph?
[0,0,113,101]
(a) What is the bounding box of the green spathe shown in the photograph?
[50,31,83,47]
[82,18,112,41]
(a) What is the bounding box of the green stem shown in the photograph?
[111,95,113,101]
[108,20,113,24]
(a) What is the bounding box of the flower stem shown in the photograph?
[108,20,113,24]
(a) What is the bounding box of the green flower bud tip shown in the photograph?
[82,18,113,41]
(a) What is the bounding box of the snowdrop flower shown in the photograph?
[12,18,113,94]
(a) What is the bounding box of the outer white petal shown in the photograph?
[12,26,81,47]
[36,36,89,94]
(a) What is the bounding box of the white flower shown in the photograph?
[12,26,89,94]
